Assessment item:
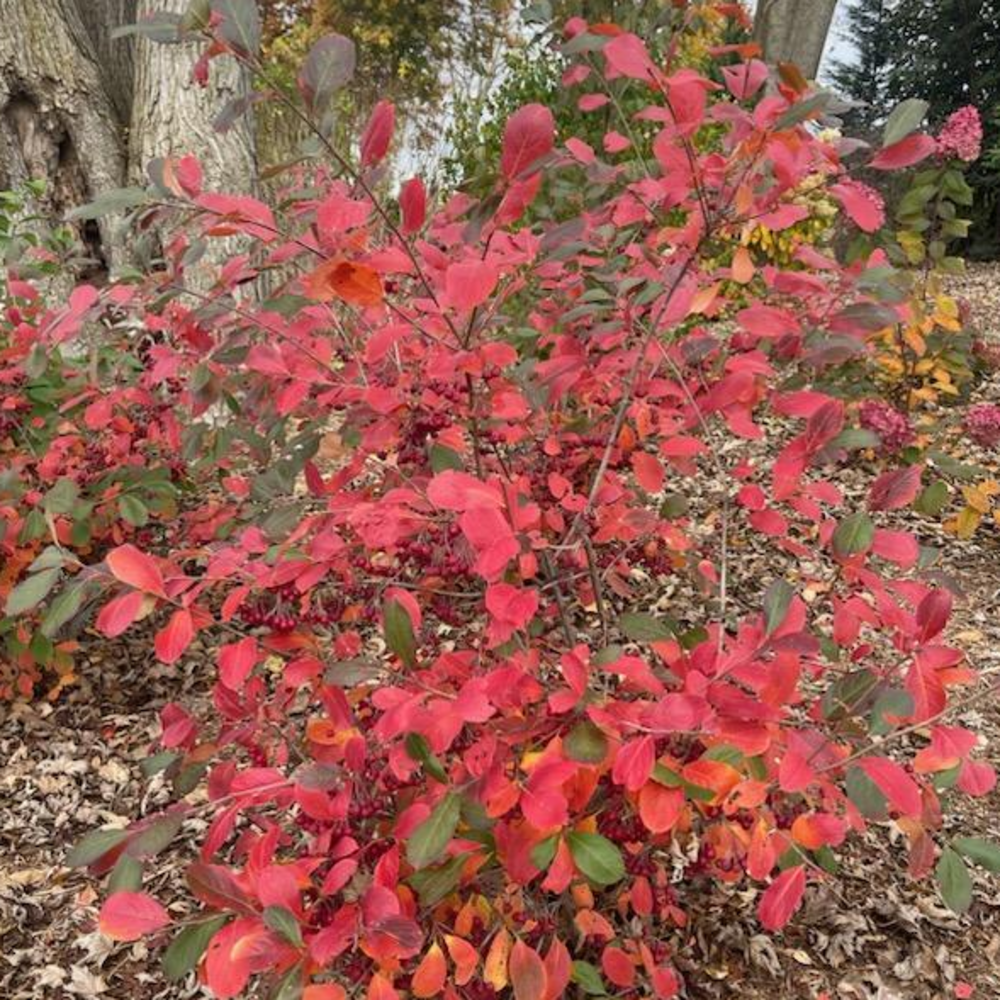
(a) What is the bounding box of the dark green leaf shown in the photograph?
[832,512,874,557]
[936,847,972,914]
[763,579,794,636]
[845,765,888,819]
[119,495,150,527]
[66,187,149,221]
[127,812,184,858]
[530,835,559,871]
[869,689,914,735]
[953,837,1000,873]
[915,480,949,516]
[263,905,303,947]
[163,916,228,980]
[405,732,448,783]
[566,832,625,886]
[67,828,129,867]
[212,0,261,56]
[564,721,608,764]
[822,669,878,721]
[383,600,418,668]
[108,853,143,893]
[430,444,463,473]
[407,854,467,907]
[619,612,674,643]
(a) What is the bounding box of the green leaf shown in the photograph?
[44,477,79,515]
[119,495,150,527]
[571,960,608,995]
[936,847,973,914]
[953,837,1000,873]
[869,689,914,735]
[40,579,89,638]
[832,512,874,557]
[163,916,228,980]
[915,480,949,516]
[404,732,448,783]
[651,763,715,801]
[407,793,461,869]
[67,827,129,867]
[5,567,61,616]
[108,853,143,893]
[263,905,303,947]
[213,0,262,56]
[619,612,675,643]
[845,765,888,820]
[831,427,881,451]
[66,187,149,221]
[127,812,184,859]
[564,721,608,764]
[407,854,467,907]
[703,744,743,766]
[822,669,878,722]
[883,99,929,147]
[430,444,463,473]
[566,832,625,886]
[763,579,794,636]
[111,13,184,43]
[383,600,418,668]
[530,835,559,871]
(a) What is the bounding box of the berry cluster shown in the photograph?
[397,409,451,468]
[965,403,1000,448]
[858,399,915,453]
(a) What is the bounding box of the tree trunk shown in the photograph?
[754,0,839,80]
[0,0,128,277]
[130,0,258,288]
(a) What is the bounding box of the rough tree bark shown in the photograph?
[0,0,128,275]
[0,0,257,280]
[754,0,840,80]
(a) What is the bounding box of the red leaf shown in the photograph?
[872,529,919,567]
[360,99,396,168]
[870,133,937,170]
[542,938,571,1000]
[632,451,665,492]
[869,465,922,511]
[106,544,167,598]
[445,261,499,312]
[399,177,426,234]
[758,865,806,931]
[218,637,260,690]
[916,588,952,642]
[501,104,555,179]
[858,757,922,816]
[721,59,768,100]
[510,939,548,1000]
[154,608,195,665]
[830,181,885,232]
[98,891,169,941]
[601,946,635,988]
[96,590,147,638]
[603,33,656,81]
[612,735,655,792]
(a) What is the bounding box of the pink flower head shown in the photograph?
[859,399,915,453]
[965,403,1000,448]
[937,106,983,163]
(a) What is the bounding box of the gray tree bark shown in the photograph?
[0,0,257,282]
[754,0,840,81]
[0,0,129,275]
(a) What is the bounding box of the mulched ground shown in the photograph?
[3,264,1000,1000]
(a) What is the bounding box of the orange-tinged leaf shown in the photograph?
[106,544,167,597]
[412,943,447,998]
[732,246,755,284]
[484,927,512,990]
[304,987,347,1000]
[510,939,548,1000]
[542,938,571,1000]
[306,259,383,306]
[98,891,169,941]
[444,935,479,986]
[367,973,400,1000]
[638,781,684,833]
[601,945,636,988]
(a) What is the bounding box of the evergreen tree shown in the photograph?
[827,0,894,135]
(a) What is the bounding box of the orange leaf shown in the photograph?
[445,934,479,986]
[638,781,684,833]
[306,259,383,306]
[304,987,347,1000]
[106,544,167,598]
[510,940,548,1000]
[484,927,512,991]
[367,973,400,1000]
[412,942,447,998]
[601,945,636,988]
[732,246,755,284]
[542,938,571,1000]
